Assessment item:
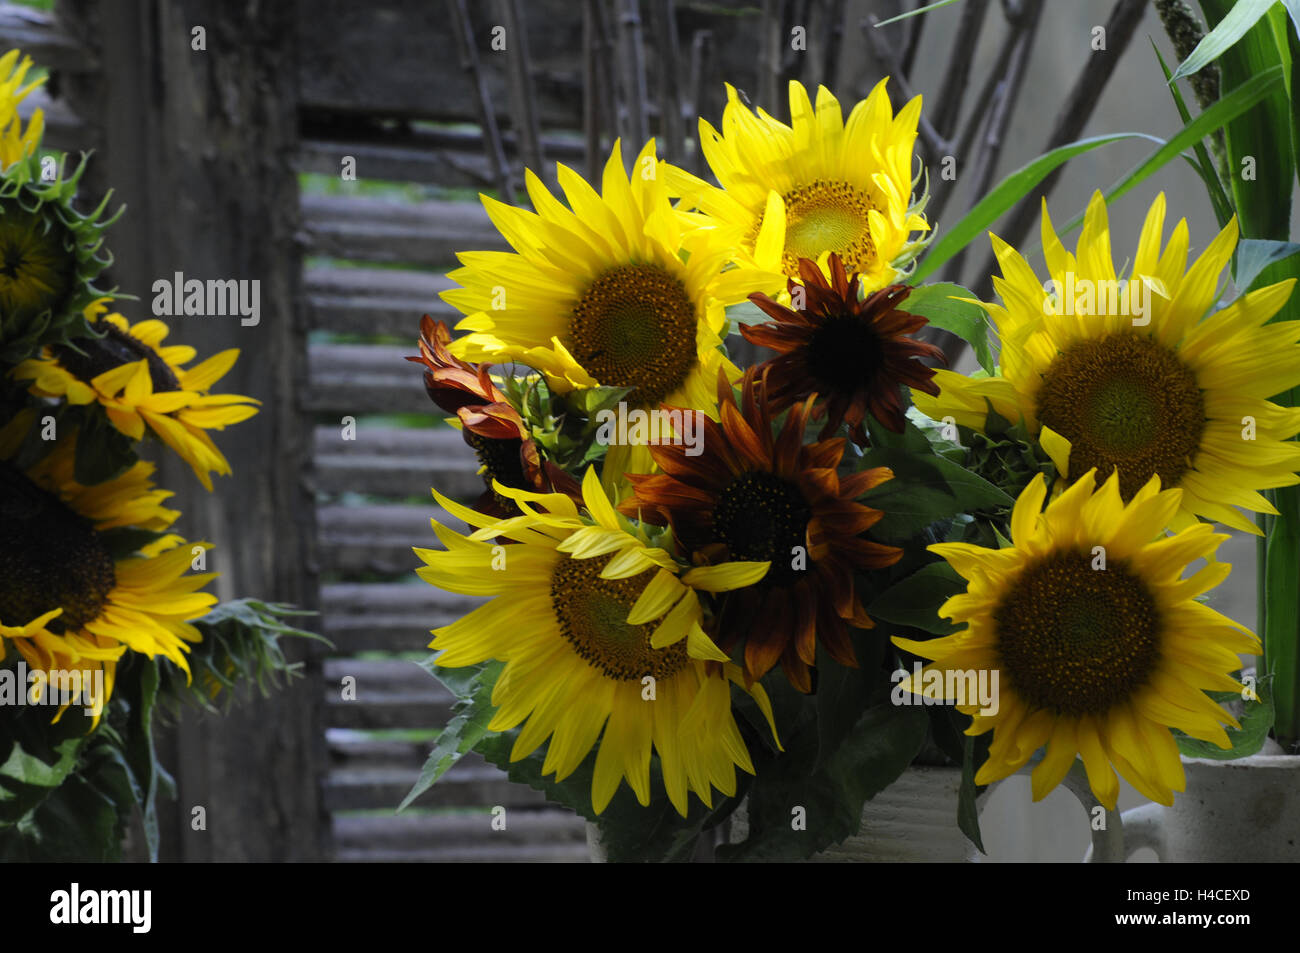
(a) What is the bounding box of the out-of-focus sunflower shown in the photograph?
[14,302,260,490]
[0,49,44,170]
[0,415,218,723]
[441,139,775,481]
[893,469,1258,809]
[621,367,902,691]
[745,253,944,441]
[913,192,1300,533]
[414,467,778,817]
[665,79,929,291]
[406,314,578,516]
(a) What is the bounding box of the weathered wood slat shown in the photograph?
[317,503,452,575]
[335,843,589,863]
[300,194,507,266]
[18,88,97,153]
[304,266,457,337]
[324,763,550,812]
[313,424,483,500]
[295,0,583,126]
[320,582,484,654]
[333,810,587,850]
[304,342,434,414]
[297,129,585,188]
[0,5,98,73]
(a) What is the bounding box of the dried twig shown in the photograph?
[618,0,651,153]
[496,0,545,179]
[944,0,1044,287]
[862,16,949,162]
[930,0,991,141]
[648,0,686,163]
[900,0,926,77]
[446,0,515,203]
[688,29,715,176]
[976,0,1150,290]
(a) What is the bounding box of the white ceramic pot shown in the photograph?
[1101,754,1300,863]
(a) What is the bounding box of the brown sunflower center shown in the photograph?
[567,263,698,406]
[0,204,76,323]
[994,549,1162,716]
[51,322,181,393]
[713,471,811,587]
[466,431,527,509]
[550,552,688,681]
[1035,333,1205,499]
[807,313,885,394]
[0,461,115,634]
[770,180,878,278]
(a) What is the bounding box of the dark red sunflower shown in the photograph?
[743,253,945,442]
[619,365,902,691]
[408,315,577,516]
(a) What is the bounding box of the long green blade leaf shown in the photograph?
[873,0,964,28]
[1054,65,1286,237]
[914,133,1161,282]
[1170,0,1276,81]
[1153,40,1234,228]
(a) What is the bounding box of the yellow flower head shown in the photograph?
[0,49,44,169]
[14,301,260,491]
[442,139,772,481]
[664,79,930,291]
[894,469,1258,810]
[0,415,218,725]
[914,191,1300,534]
[414,467,780,817]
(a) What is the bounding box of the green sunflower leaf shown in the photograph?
[1170,0,1277,82]
[902,282,994,374]
[1171,677,1275,760]
[868,562,965,636]
[857,446,1013,542]
[398,659,503,811]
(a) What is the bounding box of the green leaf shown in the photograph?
[1053,65,1287,238]
[873,0,964,28]
[399,659,503,811]
[1152,40,1234,229]
[1170,0,1277,81]
[858,447,1013,542]
[717,702,929,861]
[868,562,965,635]
[903,282,994,373]
[1232,239,1300,294]
[915,134,1162,282]
[1172,679,1275,760]
[0,736,82,790]
[958,734,985,854]
[119,658,162,861]
[72,405,136,485]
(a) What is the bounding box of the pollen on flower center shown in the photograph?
[769,180,878,278]
[713,471,811,587]
[994,549,1162,716]
[1035,333,1205,499]
[567,263,698,406]
[0,462,115,632]
[52,321,181,393]
[550,553,688,681]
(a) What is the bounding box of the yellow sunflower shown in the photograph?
[442,139,774,482]
[415,467,780,816]
[14,302,260,490]
[893,469,1258,809]
[914,191,1300,533]
[0,49,44,170]
[664,79,930,291]
[0,414,218,723]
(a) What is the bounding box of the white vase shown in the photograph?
[1101,754,1300,863]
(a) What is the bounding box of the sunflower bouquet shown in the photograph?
[407,0,1300,860]
[0,49,315,862]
